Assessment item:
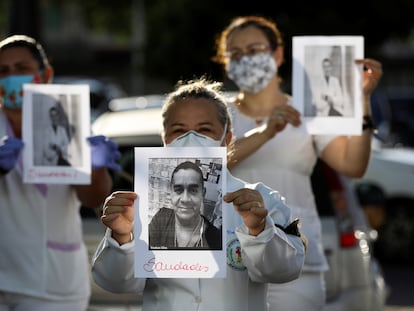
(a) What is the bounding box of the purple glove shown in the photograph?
[87,135,121,171]
[0,136,24,173]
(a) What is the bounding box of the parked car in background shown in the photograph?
[356,87,414,264]
[92,95,166,191]
[90,94,388,310]
[53,76,128,122]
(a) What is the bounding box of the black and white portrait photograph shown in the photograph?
[148,158,223,251]
[22,84,91,184]
[134,146,227,278]
[292,36,364,135]
[32,94,77,167]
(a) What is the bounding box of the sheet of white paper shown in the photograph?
[292,36,364,135]
[22,83,91,184]
[134,146,227,278]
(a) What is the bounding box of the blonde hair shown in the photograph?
[161,77,232,137]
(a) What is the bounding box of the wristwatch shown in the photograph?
[362,115,376,131]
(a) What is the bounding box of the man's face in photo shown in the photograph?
[49,108,59,126]
[171,168,204,224]
[322,59,333,76]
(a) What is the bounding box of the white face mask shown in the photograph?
[167,124,227,147]
[226,52,277,94]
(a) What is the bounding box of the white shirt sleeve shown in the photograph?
[91,228,146,293]
[235,182,306,284]
[314,134,337,156]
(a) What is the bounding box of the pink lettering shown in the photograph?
[29,170,75,179]
[143,257,209,273]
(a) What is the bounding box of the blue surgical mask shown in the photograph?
[0,75,36,109]
[167,124,228,147]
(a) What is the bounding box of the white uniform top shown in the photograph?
[41,124,70,166]
[92,171,305,311]
[227,99,335,272]
[0,110,90,301]
[314,75,345,116]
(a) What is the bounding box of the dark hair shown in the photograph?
[0,35,49,70]
[170,161,204,189]
[49,106,58,114]
[322,58,332,66]
[356,183,386,206]
[161,77,232,136]
[212,15,284,65]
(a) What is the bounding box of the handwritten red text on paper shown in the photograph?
[143,257,209,273]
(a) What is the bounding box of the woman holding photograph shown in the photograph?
[212,15,382,310]
[92,78,307,311]
[0,35,120,311]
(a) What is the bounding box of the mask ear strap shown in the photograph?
[42,66,54,83]
[219,122,228,145]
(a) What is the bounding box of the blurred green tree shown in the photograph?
[3,0,414,92]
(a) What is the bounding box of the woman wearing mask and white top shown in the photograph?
[212,15,382,310]
[0,35,119,311]
[91,78,306,311]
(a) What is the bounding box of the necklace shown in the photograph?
[234,92,289,123]
[175,217,204,247]
[234,96,270,123]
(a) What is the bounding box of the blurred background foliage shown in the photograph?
[1,0,414,94]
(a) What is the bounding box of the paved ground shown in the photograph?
[88,302,413,311]
[86,262,413,311]
[88,306,141,311]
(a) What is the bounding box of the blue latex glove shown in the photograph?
[0,136,24,173]
[87,135,121,171]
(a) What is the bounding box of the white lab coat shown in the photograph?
[92,171,305,311]
[0,110,90,301]
[314,75,344,116]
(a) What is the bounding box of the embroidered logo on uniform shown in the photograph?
[227,238,246,271]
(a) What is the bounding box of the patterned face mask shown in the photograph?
[0,74,41,109]
[226,53,277,94]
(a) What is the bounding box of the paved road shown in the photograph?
[87,262,413,311]
[88,307,141,311]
